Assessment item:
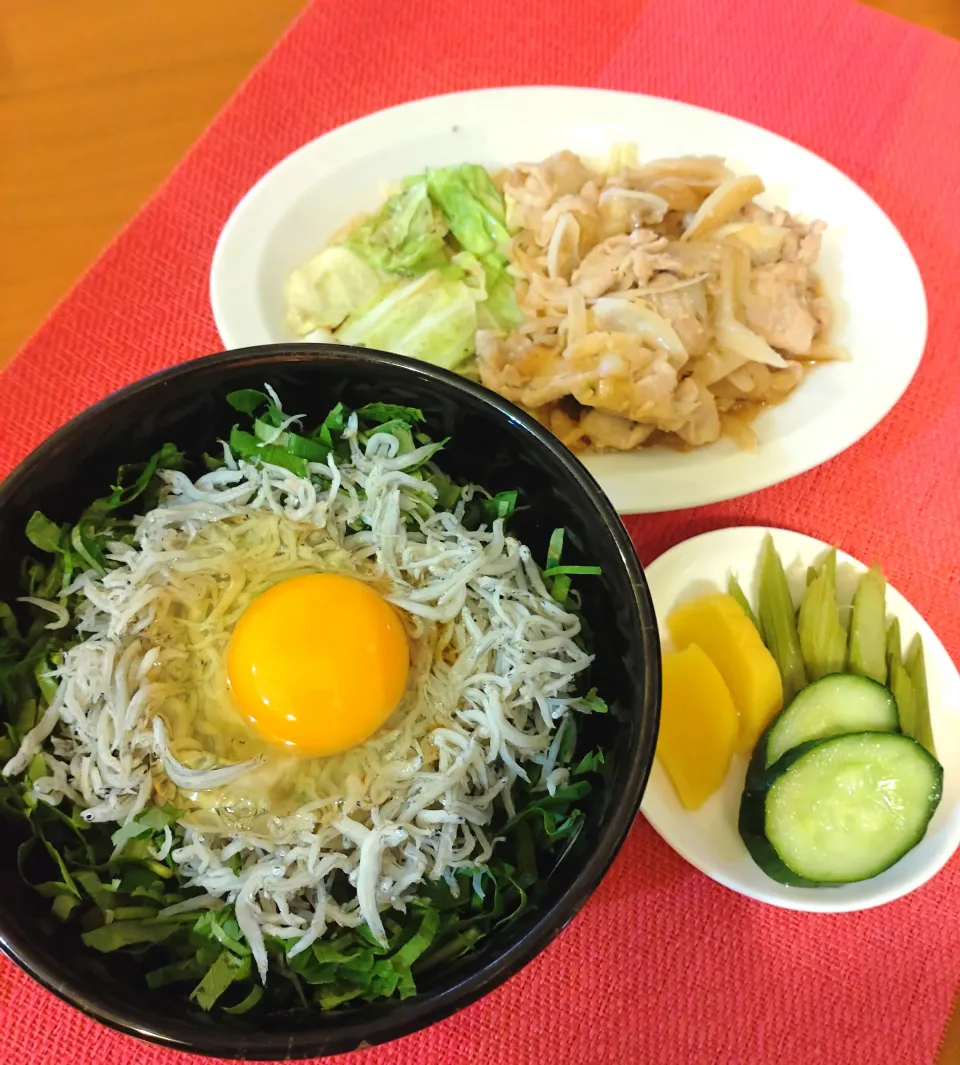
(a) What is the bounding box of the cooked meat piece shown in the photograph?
[663,241,721,277]
[480,151,832,455]
[571,231,675,299]
[478,332,708,431]
[591,351,679,423]
[581,409,656,449]
[544,151,596,197]
[811,293,832,333]
[536,187,601,250]
[648,286,713,357]
[597,186,670,237]
[656,378,722,446]
[795,225,824,266]
[714,359,804,403]
[743,262,820,355]
[780,218,826,266]
[477,340,584,409]
[475,329,502,363]
[502,151,595,232]
[503,169,552,233]
[543,405,583,447]
[739,203,789,228]
[548,408,655,452]
[572,235,635,298]
[523,273,573,311]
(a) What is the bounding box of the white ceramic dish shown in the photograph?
[210,86,927,514]
[641,525,960,912]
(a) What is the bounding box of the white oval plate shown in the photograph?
[210,87,927,514]
[641,525,960,912]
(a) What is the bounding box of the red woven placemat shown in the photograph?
[2,0,959,1062]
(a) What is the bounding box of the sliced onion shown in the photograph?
[597,187,669,223]
[682,174,765,241]
[545,212,580,280]
[715,318,788,369]
[592,298,688,363]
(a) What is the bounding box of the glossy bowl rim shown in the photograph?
[0,344,661,1059]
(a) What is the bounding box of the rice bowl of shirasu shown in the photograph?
[0,345,658,1059]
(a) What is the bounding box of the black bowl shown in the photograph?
[0,344,660,1059]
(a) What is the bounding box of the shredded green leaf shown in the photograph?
[191,951,251,1010]
[580,688,609,714]
[111,805,182,848]
[25,513,62,554]
[228,427,310,478]
[484,490,517,522]
[226,389,272,416]
[82,920,185,952]
[542,565,603,578]
[222,985,263,1015]
[355,403,425,425]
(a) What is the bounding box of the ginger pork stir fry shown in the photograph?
[479,150,836,451]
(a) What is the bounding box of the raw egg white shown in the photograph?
[226,573,410,756]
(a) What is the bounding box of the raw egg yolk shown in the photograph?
[226,573,409,756]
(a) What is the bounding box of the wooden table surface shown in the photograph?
[0,0,305,366]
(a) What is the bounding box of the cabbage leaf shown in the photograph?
[343,178,449,276]
[336,271,479,371]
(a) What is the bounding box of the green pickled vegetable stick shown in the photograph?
[727,574,761,633]
[906,635,936,758]
[848,564,887,684]
[825,553,847,634]
[757,534,807,705]
[797,549,847,681]
[890,663,915,738]
[886,619,916,738]
[885,618,901,686]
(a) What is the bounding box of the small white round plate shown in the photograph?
[641,525,960,912]
[210,86,927,514]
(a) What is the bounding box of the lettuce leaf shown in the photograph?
[336,271,479,371]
